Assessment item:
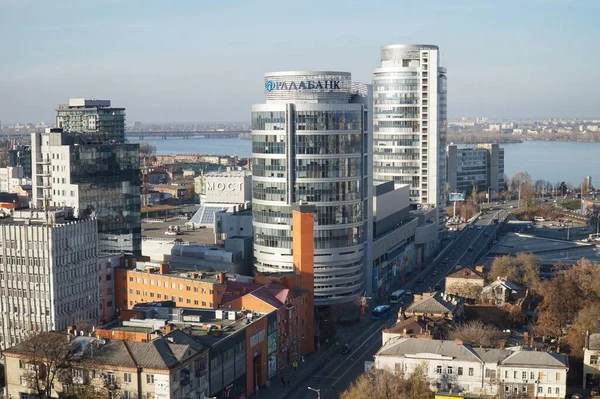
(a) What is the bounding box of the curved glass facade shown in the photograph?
[252,73,371,305]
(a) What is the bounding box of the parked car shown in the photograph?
[434,284,442,291]
[442,257,449,264]
[468,246,474,251]
[417,277,424,283]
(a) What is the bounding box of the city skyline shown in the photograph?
[2,0,600,123]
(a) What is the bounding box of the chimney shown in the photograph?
[454,338,463,345]
[218,272,226,284]
[475,265,485,273]
[403,328,408,335]
[159,263,169,274]
[585,330,590,349]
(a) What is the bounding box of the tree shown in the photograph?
[587,204,600,233]
[447,320,506,348]
[21,332,74,398]
[341,366,434,399]
[488,253,541,292]
[582,177,591,197]
[446,282,483,301]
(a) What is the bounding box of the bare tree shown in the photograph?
[21,332,74,398]
[341,365,434,399]
[446,282,483,301]
[448,320,506,348]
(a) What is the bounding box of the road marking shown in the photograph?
[332,332,387,387]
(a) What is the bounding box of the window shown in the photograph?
[547,387,551,394]
[513,371,517,379]
[530,372,535,380]
[505,370,508,378]
[146,374,154,384]
[555,372,560,381]
[107,373,116,385]
[124,372,132,383]
[468,368,474,376]
[591,355,599,365]
[194,300,199,305]
[19,359,25,368]
[447,366,453,375]
[458,367,463,376]
[123,392,132,399]
[522,371,527,379]
[20,376,28,386]
[555,387,559,395]
[436,365,442,374]
[537,387,543,393]
[194,287,198,292]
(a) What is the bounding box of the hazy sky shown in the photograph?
[1,0,599,124]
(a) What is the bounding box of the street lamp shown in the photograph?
[307,387,321,399]
[316,319,328,352]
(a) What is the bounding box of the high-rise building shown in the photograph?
[8,145,32,178]
[0,209,98,350]
[373,44,447,218]
[252,71,373,306]
[56,98,126,142]
[31,128,141,255]
[446,143,505,196]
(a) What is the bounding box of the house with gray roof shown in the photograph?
[480,278,525,306]
[374,337,568,398]
[4,330,209,399]
[405,291,464,321]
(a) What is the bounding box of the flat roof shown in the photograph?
[123,265,225,283]
[142,219,216,244]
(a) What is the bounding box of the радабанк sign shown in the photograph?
[265,79,341,91]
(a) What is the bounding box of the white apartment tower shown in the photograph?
[0,209,98,350]
[373,45,447,223]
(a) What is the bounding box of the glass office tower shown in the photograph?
[252,71,372,306]
[32,129,141,255]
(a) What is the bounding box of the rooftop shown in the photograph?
[500,350,568,369]
[377,337,481,363]
[589,333,600,350]
[123,262,228,284]
[406,292,462,315]
[446,267,486,280]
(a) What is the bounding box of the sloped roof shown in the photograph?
[385,316,430,335]
[376,338,482,363]
[482,279,523,293]
[446,267,485,280]
[406,292,461,314]
[500,350,568,368]
[472,347,512,364]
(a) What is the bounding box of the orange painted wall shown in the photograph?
[115,268,226,311]
[244,316,268,397]
[292,205,315,354]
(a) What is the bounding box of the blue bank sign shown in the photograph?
[265,79,341,92]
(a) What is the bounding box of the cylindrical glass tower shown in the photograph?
[252,71,372,306]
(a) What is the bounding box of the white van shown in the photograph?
[534,216,545,222]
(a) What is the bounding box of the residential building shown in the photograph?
[404,292,464,321]
[4,330,209,399]
[374,337,568,397]
[56,98,126,142]
[446,143,505,197]
[31,128,141,256]
[252,71,373,305]
[480,278,525,306]
[373,44,447,234]
[383,314,445,340]
[584,332,600,390]
[8,145,32,178]
[0,166,25,193]
[444,266,486,299]
[0,209,98,350]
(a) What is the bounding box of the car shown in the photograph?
[434,284,442,291]
[417,277,424,283]
[509,205,514,208]
[165,230,177,236]
[468,246,474,251]
[432,270,438,276]
[405,290,412,296]
[477,226,483,230]
[442,257,449,264]
[341,344,351,355]
[468,225,474,229]
[483,232,489,237]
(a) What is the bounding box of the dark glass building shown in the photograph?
[32,129,141,255]
[8,145,32,178]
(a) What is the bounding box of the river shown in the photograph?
[132,137,600,186]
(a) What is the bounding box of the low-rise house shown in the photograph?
[374,337,569,398]
[405,292,464,321]
[383,313,446,341]
[4,330,210,399]
[584,332,600,390]
[480,278,525,306]
[445,267,485,301]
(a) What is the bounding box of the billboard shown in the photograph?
[449,193,465,202]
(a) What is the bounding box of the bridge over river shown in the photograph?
[126,130,250,139]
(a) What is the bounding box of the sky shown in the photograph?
[1,0,599,124]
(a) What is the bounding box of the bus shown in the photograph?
[534,216,545,222]
[389,289,405,304]
[371,305,392,320]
